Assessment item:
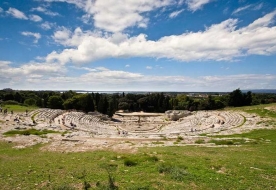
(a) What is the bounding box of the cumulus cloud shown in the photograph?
[186,0,212,12]
[29,14,43,22]
[52,27,73,45]
[45,0,174,32]
[6,7,28,20]
[0,60,66,86]
[43,11,276,65]
[6,8,44,22]
[21,32,41,43]
[169,9,184,18]
[40,21,55,30]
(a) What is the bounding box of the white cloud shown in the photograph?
[52,27,73,45]
[69,65,97,72]
[44,0,84,8]
[6,7,28,20]
[232,3,263,15]
[125,64,130,67]
[0,60,66,86]
[253,3,263,11]
[29,14,43,22]
[246,10,276,30]
[45,0,174,32]
[43,11,276,64]
[198,74,276,91]
[31,6,60,16]
[0,7,3,13]
[232,5,252,15]
[89,0,174,32]
[1,61,276,91]
[178,0,185,5]
[21,32,41,43]
[186,0,212,12]
[81,14,91,24]
[40,21,55,30]
[169,9,184,18]
[146,66,153,69]
[0,60,12,67]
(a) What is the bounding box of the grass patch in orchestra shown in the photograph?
[3,129,59,136]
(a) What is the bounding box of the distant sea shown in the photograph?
[55,89,276,94]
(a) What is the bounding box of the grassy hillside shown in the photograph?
[1,104,37,113]
[0,128,275,189]
[0,104,276,189]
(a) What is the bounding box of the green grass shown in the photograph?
[208,139,246,145]
[245,108,276,118]
[152,141,164,145]
[236,114,246,128]
[227,103,276,118]
[1,104,37,113]
[0,129,275,189]
[1,104,276,189]
[210,129,276,142]
[3,129,59,136]
[195,139,205,144]
[31,112,38,123]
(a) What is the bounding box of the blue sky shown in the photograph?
[0,0,276,92]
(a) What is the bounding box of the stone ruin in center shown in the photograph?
[165,110,191,121]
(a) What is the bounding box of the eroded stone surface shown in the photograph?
[0,108,273,152]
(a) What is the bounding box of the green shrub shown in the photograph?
[170,167,189,181]
[208,139,234,145]
[22,131,31,136]
[147,155,159,162]
[124,158,137,167]
[53,184,76,190]
[195,139,205,144]
[158,163,173,174]
[83,181,91,190]
[158,163,189,181]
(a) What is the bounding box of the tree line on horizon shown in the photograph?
[0,89,276,116]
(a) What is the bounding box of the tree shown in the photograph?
[47,95,64,109]
[97,96,108,114]
[207,95,215,110]
[228,89,252,107]
[85,93,95,112]
[137,97,148,111]
[24,98,36,106]
[118,102,129,110]
[61,90,76,100]
[63,98,76,110]
[228,89,244,107]
[4,93,14,101]
[244,91,252,106]
[214,100,225,109]
[36,98,44,107]
[14,92,23,103]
